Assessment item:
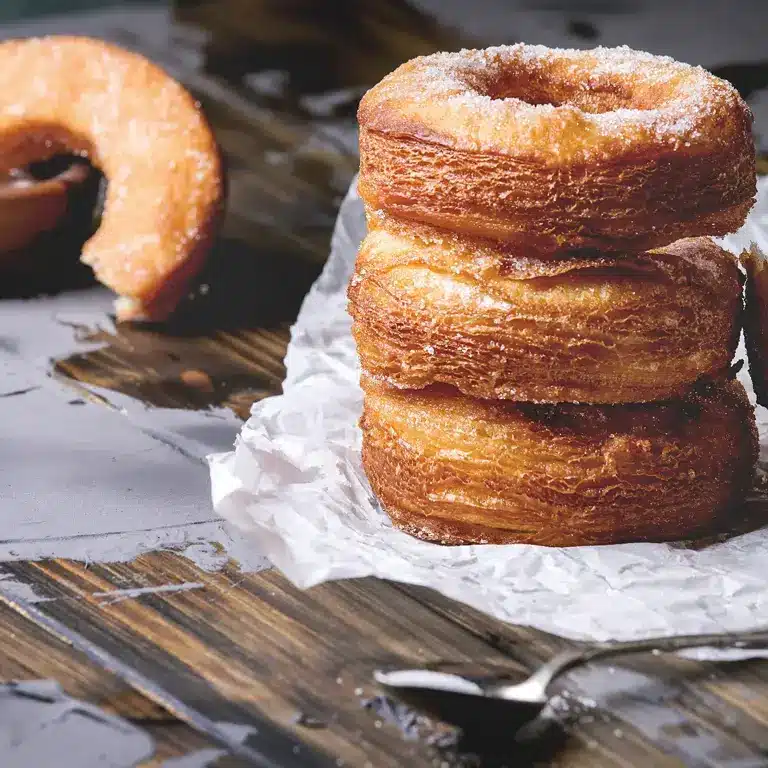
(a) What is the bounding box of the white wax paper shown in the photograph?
[210,176,768,643]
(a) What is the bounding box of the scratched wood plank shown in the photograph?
[14,556,768,766]
[0,598,224,767]
[3,554,696,768]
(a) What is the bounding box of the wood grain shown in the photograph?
[2,555,699,767]
[0,599,223,767]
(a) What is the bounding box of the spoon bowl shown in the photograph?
[374,669,545,733]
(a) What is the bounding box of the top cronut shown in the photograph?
[358,43,753,164]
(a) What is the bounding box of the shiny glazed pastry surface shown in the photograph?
[350,217,743,403]
[358,44,755,253]
[360,377,758,546]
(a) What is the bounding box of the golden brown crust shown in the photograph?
[358,45,755,251]
[360,377,759,546]
[0,36,224,321]
[349,219,744,403]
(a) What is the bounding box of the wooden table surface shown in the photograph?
[2,2,768,766]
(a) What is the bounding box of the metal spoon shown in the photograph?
[375,628,768,733]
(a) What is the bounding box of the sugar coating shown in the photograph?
[361,43,750,162]
[0,35,223,320]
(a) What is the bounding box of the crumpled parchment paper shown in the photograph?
[210,176,768,643]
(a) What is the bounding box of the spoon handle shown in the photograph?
[529,627,768,693]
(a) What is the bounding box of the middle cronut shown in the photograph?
[349,214,743,404]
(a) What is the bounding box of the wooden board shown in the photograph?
[0,597,223,767]
[2,2,768,766]
[7,557,768,766]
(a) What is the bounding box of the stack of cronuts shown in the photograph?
[349,43,762,547]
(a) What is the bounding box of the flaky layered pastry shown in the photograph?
[358,44,755,253]
[360,377,758,547]
[350,217,743,403]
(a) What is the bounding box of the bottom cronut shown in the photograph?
[360,377,758,546]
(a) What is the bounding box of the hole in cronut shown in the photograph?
[481,72,648,113]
